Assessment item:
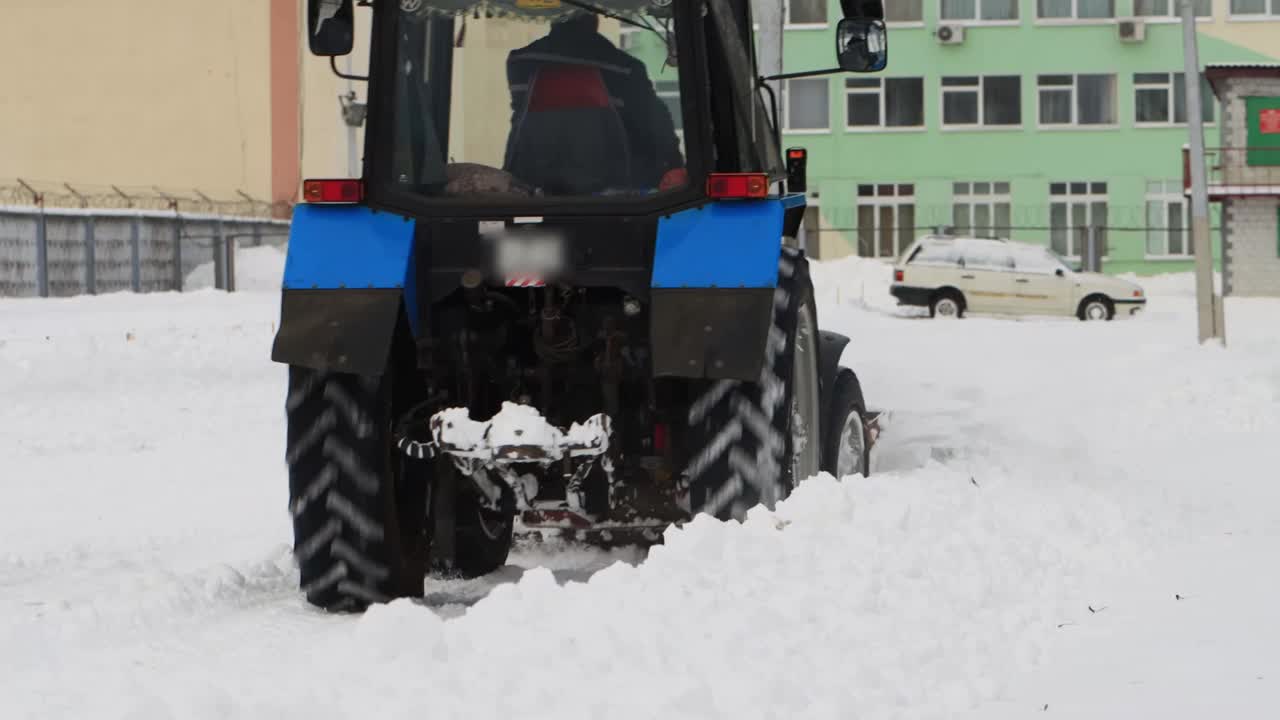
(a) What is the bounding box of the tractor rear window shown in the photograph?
[388,2,690,202]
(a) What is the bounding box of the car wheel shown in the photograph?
[1079,296,1114,322]
[930,291,964,319]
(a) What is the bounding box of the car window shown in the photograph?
[958,240,1014,271]
[907,242,962,268]
[1009,245,1066,275]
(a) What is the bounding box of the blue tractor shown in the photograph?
[274,0,888,612]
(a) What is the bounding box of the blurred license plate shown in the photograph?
[489,228,566,278]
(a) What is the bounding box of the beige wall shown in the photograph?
[0,3,632,208]
[1198,0,1280,59]
[300,5,372,182]
[0,0,272,200]
[0,0,364,207]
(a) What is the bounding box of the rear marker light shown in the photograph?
[895,270,904,282]
[706,173,769,200]
[303,179,363,205]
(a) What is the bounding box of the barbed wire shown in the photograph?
[1,179,292,219]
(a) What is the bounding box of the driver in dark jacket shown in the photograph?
[505,12,686,193]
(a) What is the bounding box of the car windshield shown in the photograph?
[386,1,689,202]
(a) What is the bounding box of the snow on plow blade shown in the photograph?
[430,403,612,465]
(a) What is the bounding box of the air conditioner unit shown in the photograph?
[1117,18,1146,43]
[936,24,965,45]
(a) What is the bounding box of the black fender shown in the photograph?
[818,330,853,444]
[271,289,404,376]
[650,287,775,381]
[818,330,851,399]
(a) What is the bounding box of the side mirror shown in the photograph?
[836,18,888,73]
[1055,268,1066,277]
[308,0,354,57]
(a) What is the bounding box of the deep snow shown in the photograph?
[2,256,1278,719]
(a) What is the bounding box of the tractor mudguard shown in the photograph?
[818,330,852,400]
[271,204,418,375]
[650,194,806,381]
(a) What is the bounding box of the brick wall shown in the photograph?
[1219,77,1280,186]
[1223,197,1280,297]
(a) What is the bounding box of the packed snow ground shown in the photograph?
[2,256,1278,719]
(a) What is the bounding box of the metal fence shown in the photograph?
[0,206,290,298]
[799,224,1219,273]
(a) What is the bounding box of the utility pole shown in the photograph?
[1180,0,1225,345]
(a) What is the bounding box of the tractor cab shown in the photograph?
[306,0,886,218]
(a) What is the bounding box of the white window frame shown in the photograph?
[952,182,1014,239]
[1035,0,1116,24]
[784,0,829,29]
[1144,180,1192,259]
[1132,0,1213,21]
[618,26,641,51]
[1037,74,1118,129]
[1228,0,1280,20]
[783,78,832,134]
[1133,72,1215,128]
[940,0,1022,25]
[884,0,926,27]
[844,77,926,132]
[856,184,917,260]
[940,75,1023,130]
[1049,181,1109,259]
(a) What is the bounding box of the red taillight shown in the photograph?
[706,173,769,200]
[653,423,669,454]
[1134,290,1143,298]
[302,179,363,205]
[894,269,904,282]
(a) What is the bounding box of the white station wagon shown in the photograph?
[889,236,1146,321]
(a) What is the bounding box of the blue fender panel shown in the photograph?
[282,204,420,334]
[283,204,416,289]
[652,198,796,289]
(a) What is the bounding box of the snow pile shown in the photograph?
[808,254,900,314]
[1117,270,1222,298]
[184,244,286,292]
[3,282,1280,718]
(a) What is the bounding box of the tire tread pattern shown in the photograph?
[685,247,812,521]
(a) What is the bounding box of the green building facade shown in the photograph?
[773,0,1280,273]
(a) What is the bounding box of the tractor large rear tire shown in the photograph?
[685,247,823,521]
[286,367,427,612]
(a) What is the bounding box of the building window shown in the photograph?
[941,0,1020,21]
[1135,0,1212,16]
[1134,73,1215,125]
[1049,182,1108,257]
[846,78,925,129]
[1038,0,1115,19]
[1038,74,1117,126]
[786,0,828,26]
[655,80,684,132]
[1145,180,1190,257]
[856,184,916,259]
[1230,0,1280,17]
[942,76,1022,127]
[953,182,1013,238]
[886,0,925,23]
[784,78,830,132]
